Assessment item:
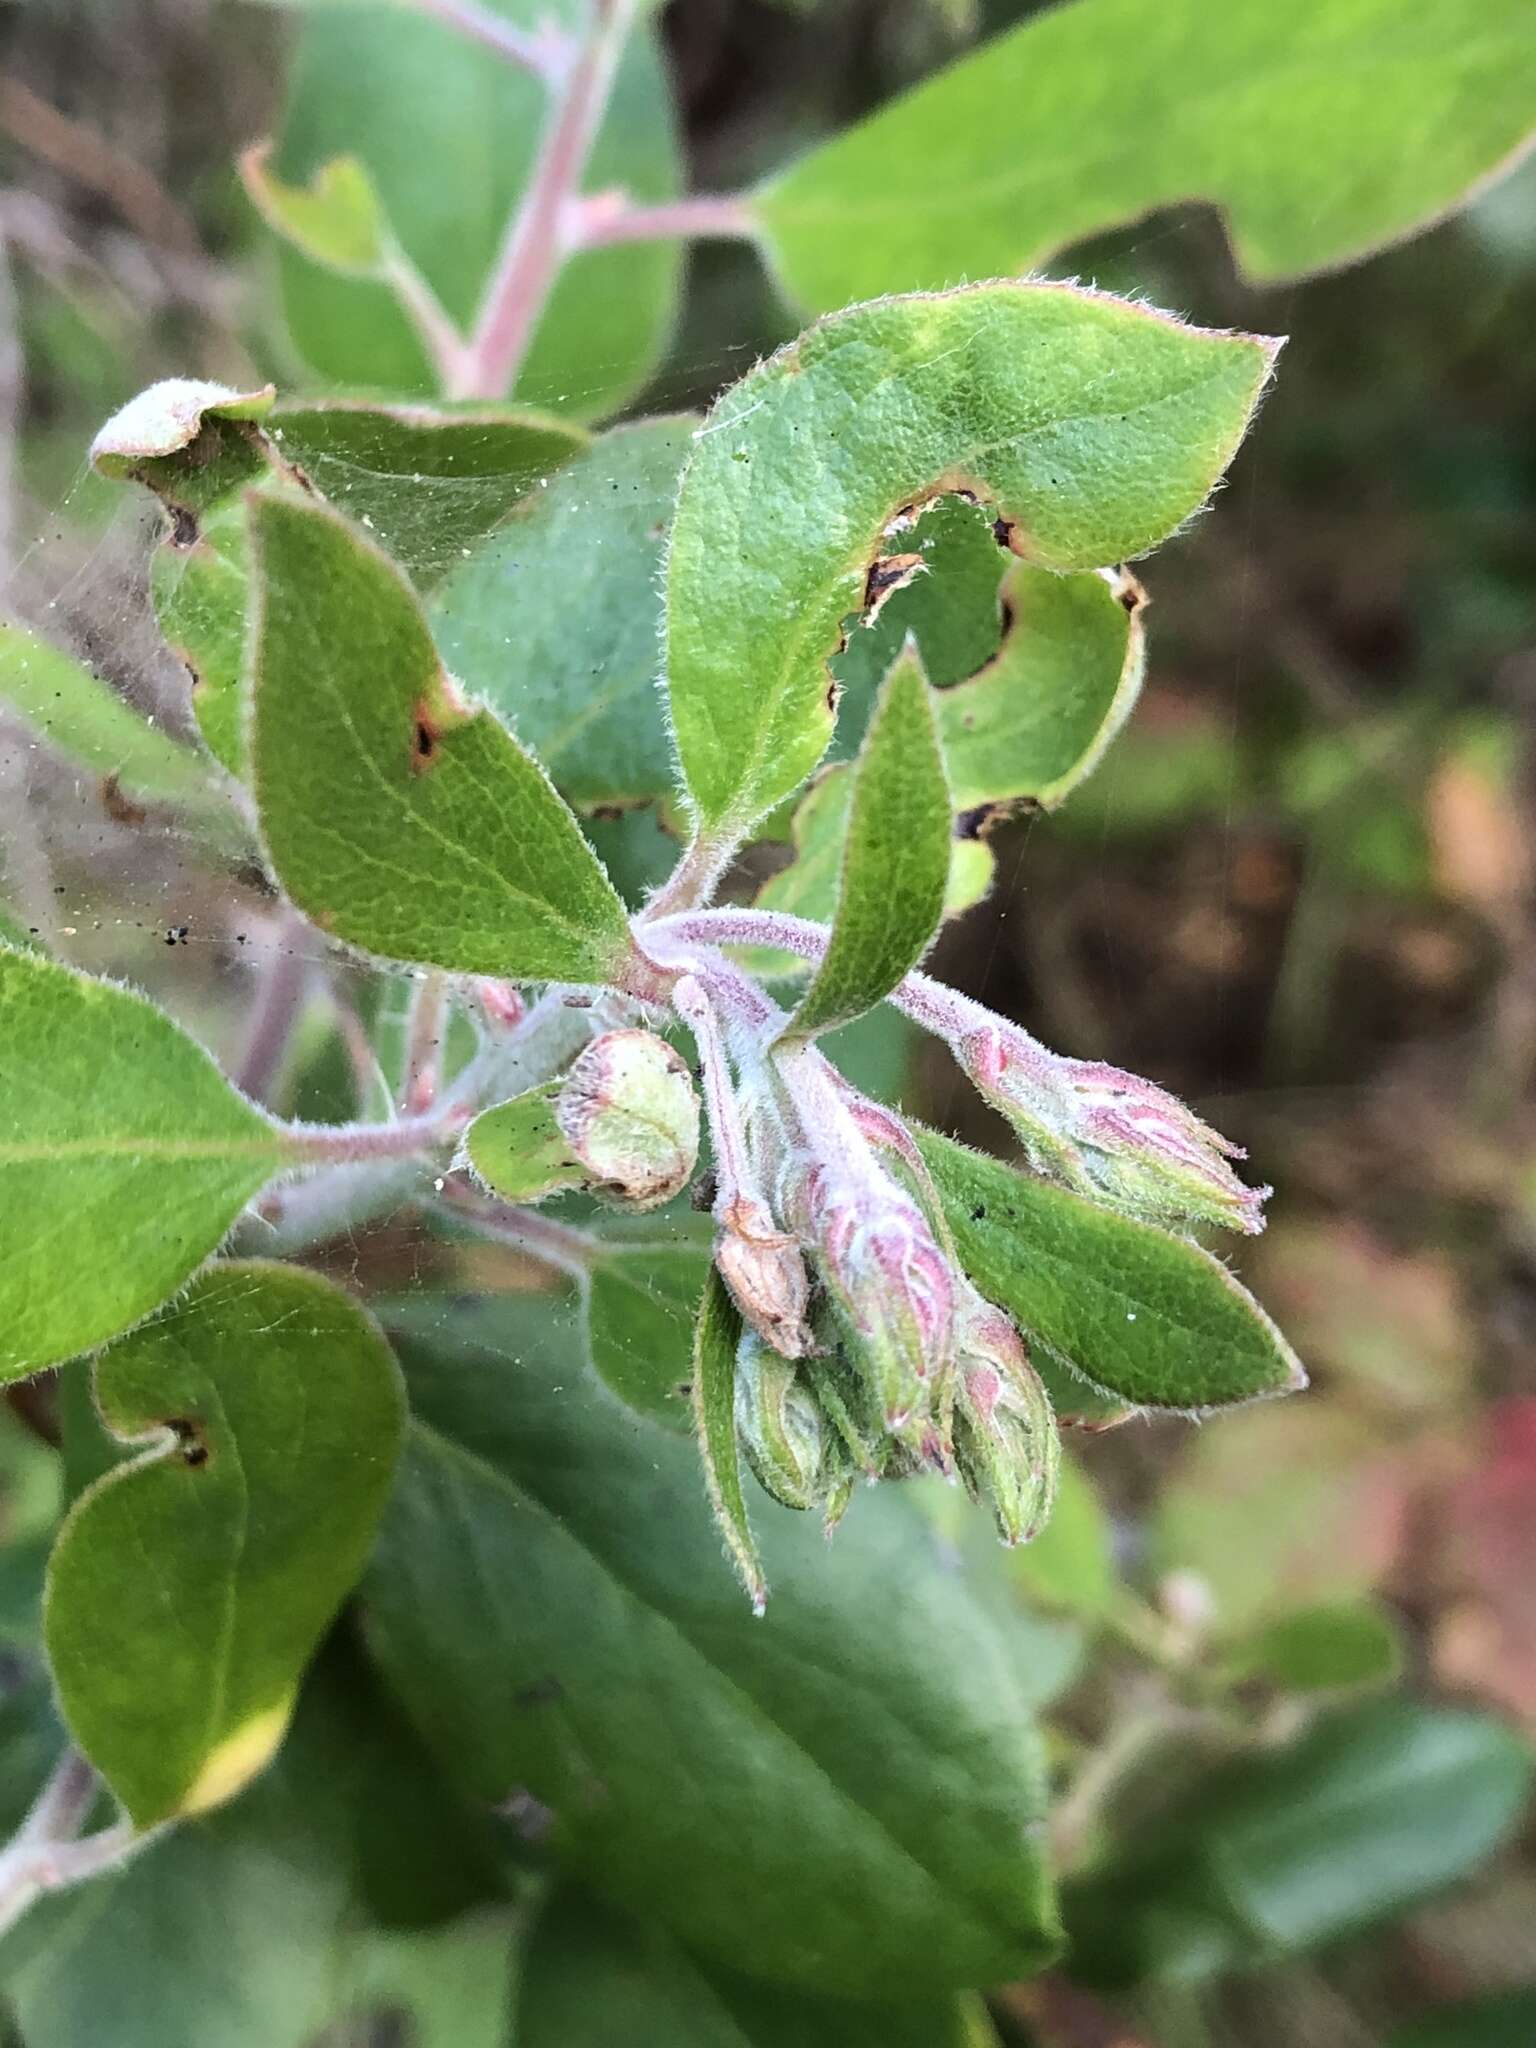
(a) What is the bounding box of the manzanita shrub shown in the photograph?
[0,1,1533,2042]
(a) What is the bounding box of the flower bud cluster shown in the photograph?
[697,1027,1059,1541]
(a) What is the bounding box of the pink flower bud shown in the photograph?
[950,1286,1060,1546]
[961,1025,1267,1236]
[790,1159,955,1432]
[554,1029,700,1211]
[474,979,526,1032]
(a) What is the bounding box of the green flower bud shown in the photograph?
[734,1332,847,1514]
[950,1288,1061,1546]
[555,1029,700,1212]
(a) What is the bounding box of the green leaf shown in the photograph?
[363,1296,1062,1996]
[43,1263,405,1826]
[1222,1599,1403,1695]
[268,400,587,588]
[431,417,691,809]
[275,3,681,416]
[1390,1990,1536,2048]
[249,491,634,981]
[3,1645,499,2048]
[665,282,1276,846]
[754,0,1536,310]
[239,142,388,276]
[150,498,250,776]
[587,1236,713,1425]
[519,1885,993,2047]
[1005,1451,1115,1619]
[464,1083,582,1205]
[0,950,295,1381]
[783,642,951,1042]
[688,1268,764,1611]
[0,622,212,805]
[936,563,1145,811]
[914,1126,1304,1410]
[1064,1699,1534,1987]
[145,401,585,777]
[752,766,990,982]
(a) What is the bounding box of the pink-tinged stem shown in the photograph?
[281,1104,469,1166]
[432,1173,598,1281]
[233,909,312,1106]
[647,905,1001,1048]
[452,0,633,400]
[411,0,575,82]
[672,973,765,1218]
[570,188,755,251]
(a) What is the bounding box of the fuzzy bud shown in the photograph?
[961,1026,1267,1236]
[790,1161,955,1433]
[734,1333,845,1513]
[714,1194,814,1359]
[950,1287,1060,1546]
[554,1029,699,1212]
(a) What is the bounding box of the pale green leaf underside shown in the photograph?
[755,0,1536,310]
[44,1263,405,1826]
[364,1299,1061,1997]
[937,562,1144,811]
[0,951,293,1381]
[250,493,633,982]
[665,281,1275,842]
[785,642,951,1042]
[915,1127,1303,1411]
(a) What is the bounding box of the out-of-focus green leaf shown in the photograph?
[783,642,951,1043]
[275,3,681,416]
[151,499,249,776]
[756,0,1536,309]
[916,1127,1303,1411]
[249,493,633,981]
[240,142,387,275]
[1065,1699,1534,1987]
[363,1296,1062,1997]
[0,624,211,804]
[1389,1989,1536,2048]
[0,950,295,1380]
[518,1885,996,2046]
[1,1649,501,2048]
[432,418,689,809]
[1222,1599,1403,1694]
[44,1264,404,1826]
[586,1235,711,1424]
[1005,1451,1115,1619]
[665,282,1276,849]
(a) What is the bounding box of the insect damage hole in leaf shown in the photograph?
[664,280,1279,862]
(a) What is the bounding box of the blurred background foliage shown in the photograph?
[0,2,1533,2044]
